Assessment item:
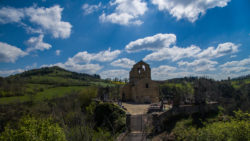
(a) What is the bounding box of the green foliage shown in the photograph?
[0,116,66,141]
[92,128,113,141]
[94,103,126,134]
[78,87,98,110]
[172,110,250,141]
[0,86,87,104]
[160,82,194,104]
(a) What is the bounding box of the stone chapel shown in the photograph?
[120,61,159,103]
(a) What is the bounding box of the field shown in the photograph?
[0,86,88,105]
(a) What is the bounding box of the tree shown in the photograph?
[0,116,66,141]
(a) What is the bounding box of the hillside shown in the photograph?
[7,66,101,85]
[0,66,116,104]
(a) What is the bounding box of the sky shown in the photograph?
[0,0,249,80]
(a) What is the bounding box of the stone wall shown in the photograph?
[121,61,159,103]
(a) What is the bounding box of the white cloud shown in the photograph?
[126,33,238,62]
[220,57,250,73]
[178,59,218,72]
[53,62,103,74]
[0,69,24,77]
[0,5,72,39]
[0,42,27,63]
[41,48,121,74]
[68,48,121,64]
[151,65,199,80]
[43,61,103,74]
[82,2,102,15]
[126,33,176,52]
[55,50,61,56]
[0,7,24,23]
[220,57,250,68]
[25,5,72,38]
[144,45,201,61]
[152,65,177,78]
[111,58,136,68]
[100,0,147,25]
[197,42,239,59]
[100,69,129,79]
[26,34,52,52]
[152,0,231,22]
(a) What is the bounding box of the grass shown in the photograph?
[0,86,88,105]
[90,81,117,87]
[231,79,250,89]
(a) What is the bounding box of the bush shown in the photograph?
[78,87,98,111]
[0,116,66,141]
[94,103,126,134]
[172,110,250,141]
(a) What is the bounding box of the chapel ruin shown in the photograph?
[120,61,159,103]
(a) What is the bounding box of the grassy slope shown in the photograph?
[0,66,116,105]
[0,86,87,104]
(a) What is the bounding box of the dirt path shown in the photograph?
[122,103,150,115]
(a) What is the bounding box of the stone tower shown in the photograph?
[129,61,151,83]
[120,61,159,103]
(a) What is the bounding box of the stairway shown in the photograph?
[123,114,149,141]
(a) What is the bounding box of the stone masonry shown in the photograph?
[120,61,159,103]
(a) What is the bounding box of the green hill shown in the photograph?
[7,66,101,85]
[0,66,115,104]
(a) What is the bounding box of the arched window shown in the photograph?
[146,83,149,88]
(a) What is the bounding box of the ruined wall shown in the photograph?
[129,61,151,83]
[121,61,159,103]
[132,79,159,103]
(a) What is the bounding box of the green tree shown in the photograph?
[0,116,66,141]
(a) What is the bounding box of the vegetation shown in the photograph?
[0,116,67,141]
[172,110,250,141]
[94,103,126,134]
[0,67,125,141]
[0,67,249,141]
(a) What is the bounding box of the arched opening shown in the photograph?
[146,83,149,88]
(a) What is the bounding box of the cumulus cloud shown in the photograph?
[25,5,72,38]
[220,57,250,73]
[100,69,129,79]
[99,0,147,25]
[26,34,52,52]
[53,62,103,74]
[111,58,136,68]
[0,5,72,39]
[0,68,24,77]
[197,42,239,59]
[125,33,176,52]
[152,65,177,78]
[178,59,218,72]
[82,2,102,15]
[126,33,238,62]
[68,48,121,64]
[0,7,24,23]
[152,0,231,22]
[0,42,27,63]
[144,45,201,61]
[41,48,121,74]
[55,50,61,56]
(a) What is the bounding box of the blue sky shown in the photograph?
[0,0,249,80]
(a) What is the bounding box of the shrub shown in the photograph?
[94,103,126,134]
[0,116,66,141]
[172,110,250,141]
[78,87,98,111]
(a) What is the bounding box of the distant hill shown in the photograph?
[0,66,115,104]
[8,66,100,81]
[231,74,250,81]
[4,66,103,86]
